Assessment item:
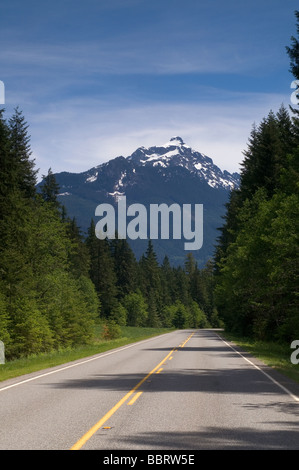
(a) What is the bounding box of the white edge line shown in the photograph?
[216,333,299,403]
[0,332,172,393]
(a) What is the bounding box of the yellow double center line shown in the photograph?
[70,332,194,450]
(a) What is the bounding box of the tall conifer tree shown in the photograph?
[40,168,60,208]
[8,107,37,198]
[85,220,118,317]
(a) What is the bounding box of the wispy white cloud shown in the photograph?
[28,89,289,181]
[1,34,282,80]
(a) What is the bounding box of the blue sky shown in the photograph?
[0,0,298,180]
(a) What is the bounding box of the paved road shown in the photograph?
[1,329,299,450]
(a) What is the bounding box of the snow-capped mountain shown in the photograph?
[44,137,239,266]
[127,136,239,191]
[81,136,239,198]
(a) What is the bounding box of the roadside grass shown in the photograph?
[2,326,298,386]
[0,325,173,383]
[219,331,299,385]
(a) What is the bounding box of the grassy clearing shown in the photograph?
[0,325,173,383]
[220,331,299,385]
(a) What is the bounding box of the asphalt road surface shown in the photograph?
[1,329,299,450]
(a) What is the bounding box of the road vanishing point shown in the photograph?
[1,329,299,450]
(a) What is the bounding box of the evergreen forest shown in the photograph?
[214,11,299,343]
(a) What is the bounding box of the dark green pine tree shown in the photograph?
[8,107,37,198]
[39,168,60,208]
[0,109,32,253]
[213,190,240,277]
[240,111,282,198]
[66,217,90,279]
[239,107,296,200]
[172,265,190,307]
[199,260,216,320]
[85,220,99,287]
[172,302,187,329]
[110,236,138,299]
[239,122,262,199]
[276,104,297,153]
[139,241,161,295]
[139,240,163,324]
[160,255,175,305]
[184,252,201,305]
[0,110,13,217]
[146,292,161,328]
[85,220,118,317]
[143,240,160,287]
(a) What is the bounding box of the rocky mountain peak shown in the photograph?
[127,137,239,190]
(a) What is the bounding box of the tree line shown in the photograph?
[0,108,218,360]
[85,227,219,335]
[213,11,299,343]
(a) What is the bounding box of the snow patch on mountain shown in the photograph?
[108,190,125,201]
[85,172,98,183]
[116,171,126,188]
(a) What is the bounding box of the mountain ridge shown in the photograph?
[77,136,239,198]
